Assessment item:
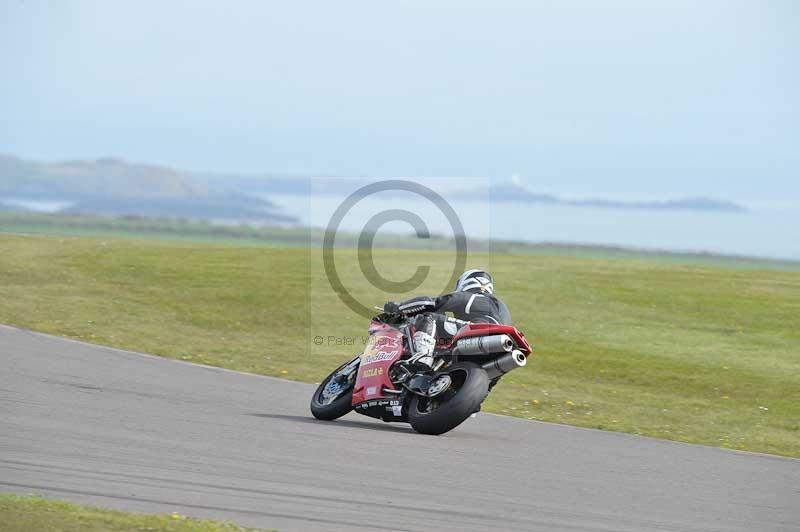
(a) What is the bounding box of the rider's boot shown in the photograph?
[409,315,436,368]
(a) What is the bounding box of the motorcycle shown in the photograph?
[310,309,533,435]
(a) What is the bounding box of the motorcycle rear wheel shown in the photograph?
[408,362,489,435]
[310,359,356,421]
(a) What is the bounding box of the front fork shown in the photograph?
[334,355,360,385]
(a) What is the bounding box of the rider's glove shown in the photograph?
[383,301,401,315]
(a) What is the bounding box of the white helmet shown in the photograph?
[455,270,494,294]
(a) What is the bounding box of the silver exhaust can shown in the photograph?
[455,334,513,356]
[481,349,527,379]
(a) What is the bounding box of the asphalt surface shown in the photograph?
[1,324,798,532]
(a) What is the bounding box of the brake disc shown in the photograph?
[427,374,452,397]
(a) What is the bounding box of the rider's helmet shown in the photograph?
[454,269,494,294]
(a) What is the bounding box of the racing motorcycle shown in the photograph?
[310,307,532,435]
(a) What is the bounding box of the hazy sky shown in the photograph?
[1,1,798,201]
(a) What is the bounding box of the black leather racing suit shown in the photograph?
[427,291,512,325]
[391,291,513,348]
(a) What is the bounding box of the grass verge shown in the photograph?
[0,494,266,532]
[1,233,798,457]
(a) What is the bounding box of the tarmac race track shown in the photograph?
[1,324,798,532]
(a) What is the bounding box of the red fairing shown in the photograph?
[451,323,533,356]
[351,321,405,406]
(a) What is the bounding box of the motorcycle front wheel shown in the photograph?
[408,362,489,435]
[310,358,357,421]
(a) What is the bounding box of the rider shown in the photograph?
[383,270,511,367]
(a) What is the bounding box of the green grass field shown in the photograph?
[1,233,799,457]
[0,494,266,532]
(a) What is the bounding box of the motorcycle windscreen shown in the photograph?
[351,328,404,408]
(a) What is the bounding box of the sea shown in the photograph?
[264,193,799,261]
[2,193,797,261]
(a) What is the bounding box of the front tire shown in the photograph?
[310,359,357,421]
[408,362,489,435]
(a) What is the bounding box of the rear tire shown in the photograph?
[310,360,356,421]
[408,362,489,435]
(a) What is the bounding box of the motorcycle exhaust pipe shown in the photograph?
[481,349,527,379]
[455,334,513,356]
